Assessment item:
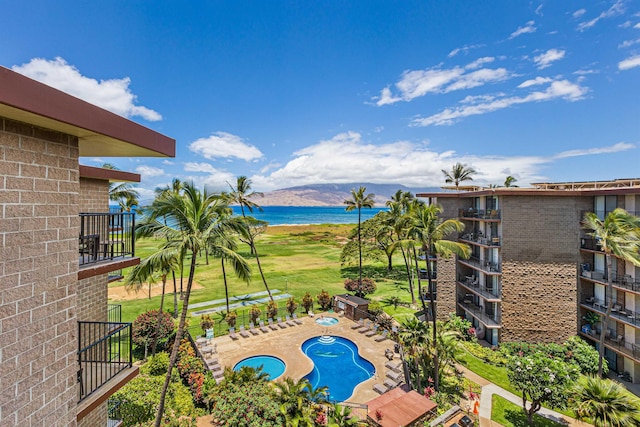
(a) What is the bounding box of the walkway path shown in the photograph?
[457,366,592,427]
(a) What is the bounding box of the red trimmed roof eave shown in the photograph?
[0,66,175,158]
[417,187,640,198]
[79,165,141,183]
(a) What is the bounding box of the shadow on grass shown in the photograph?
[340,265,408,281]
[492,395,568,427]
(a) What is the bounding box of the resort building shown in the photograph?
[0,67,175,426]
[417,179,640,382]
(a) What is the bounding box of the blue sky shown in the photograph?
[2,1,639,199]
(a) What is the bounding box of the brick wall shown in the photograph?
[500,195,591,343]
[436,257,457,320]
[79,178,109,213]
[0,117,79,426]
[77,274,108,322]
[77,401,107,427]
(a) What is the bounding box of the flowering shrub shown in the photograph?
[132,309,175,355]
[316,290,332,310]
[344,277,376,296]
[207,380,283,426]
[302,292,314,313]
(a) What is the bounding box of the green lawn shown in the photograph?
[491,395,566,427]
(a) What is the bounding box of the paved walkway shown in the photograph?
[457,365,592,427]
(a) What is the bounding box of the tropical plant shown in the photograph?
[266,299,279,319]
[135,181,236,427]
[441,162,476,190]
[225,176,275,302]
[249,305,262,324]
[103,162,140,210]
[504,175,518,187]
[328,405,367,427]
[582,311,600,327]
[582,208,640,375]
[302,292,314,313]
[573,376,640,427]
[507,352,579,426]
[132,309,175,360]
[317,289,332,310]
[225,311,237,328]
[200,314,214,333]
[285,297,298,315]
[344,277,376,297]
[275,377,329,426]
[344,186,376,294]
[409,203,470,391]
[399,316,431,392]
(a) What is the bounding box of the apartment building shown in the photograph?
[417,179,640,383]
[0,67,175,426]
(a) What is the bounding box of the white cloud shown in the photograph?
[247,132,634,191]
[618,55,640,70]
[184,162,219,173]
[447,44,484,58]
[374,59,510,106]
[635,23,640,29]
[509,21,536,39]
[136,165,165,178]
[412,79,588,127]
[189,131,263,161]
[12,57,162,121]
[577,0,625,31]
[573,9,586,19]
[162,160,175,165]
[533,49,566,69]
[518,77,553,88]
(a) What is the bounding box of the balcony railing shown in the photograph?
[579,330,640,363]
[460,232,501,247]
[460,255,501,273]
[108,399,124,427]
[458,298,501,327]
[78,321,132,402]
[419,269,437,280]
[580,269,640,292]
[458,277,501,300]
[107,304,122,323]
[581,298,640,327]
[79,212,135,266]
[459,208,501,220]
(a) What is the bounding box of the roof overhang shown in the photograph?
[79,165,140,183]
[0,66,175,158]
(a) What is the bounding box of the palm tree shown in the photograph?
[225,176,275,301]
[574,376,640,426]
[504,175,518,187]
[103,163,140,209]
[399,317,431,392]
[442,162,476,190]
[582,209,640,376]
[344,186,376,292]
[409,203,470,391]
[136,182,233,427]
[124,248,179,357]
[329,405,367,427]
[275,377,329,426]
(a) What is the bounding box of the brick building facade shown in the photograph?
[0,67,175,426]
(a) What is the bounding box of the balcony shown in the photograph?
[458,277,501,301]
[459,208,501,221]
[76,321,138,422]
[460,232,501,247]
[458,298,501,328]
[579,330,640,364]
[79,212,135,265]
[459,255,501,274]
[580,269,640,294]
[419,269,437,280]
[581,298,640,327]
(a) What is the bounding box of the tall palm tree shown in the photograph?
[136,182,232,427]
[124,248,179,356]
[582,209,640,376]
[504,175,518,187]
[275,377,329,426]
[344,186,376,292]
[442,162,476,190]
[409,203,470,391]
[225,176,275,301]
[574,376,640,427]
[399,317,431,392]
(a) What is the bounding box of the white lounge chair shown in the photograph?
[239,325,250,338]
[229,327,239,340]
[285,315,297,327]
[259,320,270,333]
[375,330,388,342]
[268,318,279,331]
[248,322,260,335]
[292,313,304,325]
[277,317,288,328]
[365,324,378,337]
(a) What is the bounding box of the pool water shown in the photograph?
[315,316,339,326]
[233,355,286,380]
[302,336,375,402]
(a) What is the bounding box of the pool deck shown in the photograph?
[212,313,397,403]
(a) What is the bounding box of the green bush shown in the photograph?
[464,342,508,366]
[368,301,383,318]
[140,352,170,376]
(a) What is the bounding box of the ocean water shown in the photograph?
[231,206,388,226]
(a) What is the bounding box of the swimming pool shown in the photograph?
[302,336,375,402]
[315,316,339,326]
[233,355,286,380]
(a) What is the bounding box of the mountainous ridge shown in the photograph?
[257,183,441,206]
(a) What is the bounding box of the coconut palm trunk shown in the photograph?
[155,253,196,427]
[150,274,167,357]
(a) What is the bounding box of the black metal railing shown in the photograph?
[459,208,501,220]
[579,330,640,362]
[418,269,437,280]
[580,269,640,292]
[107,304,122,323]
[461,255,501,273]
[458,297,501,326]
[79,212,135,266]
[582,298,640,327]
[107,399,123,425]
[460,233,501,247]
[458,277,501,300]
[77,321,132,402]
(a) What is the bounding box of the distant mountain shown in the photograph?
[257,183,441,206]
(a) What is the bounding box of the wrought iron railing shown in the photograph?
[461,255,501,273]
[580,269,640,292]
[458,277,501,300]
[77,321,132,402]
[79,212,135,265]
[459,208,501,220]
[107,304,122,323]
[107,399,123,426]
[458,297,501,327]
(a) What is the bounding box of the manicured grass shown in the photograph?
[491,395,566,427]
[458,349,513,392]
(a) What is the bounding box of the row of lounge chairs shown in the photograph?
[228,314,304,340]
[350,319,389,342]
[373,360,404,394]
